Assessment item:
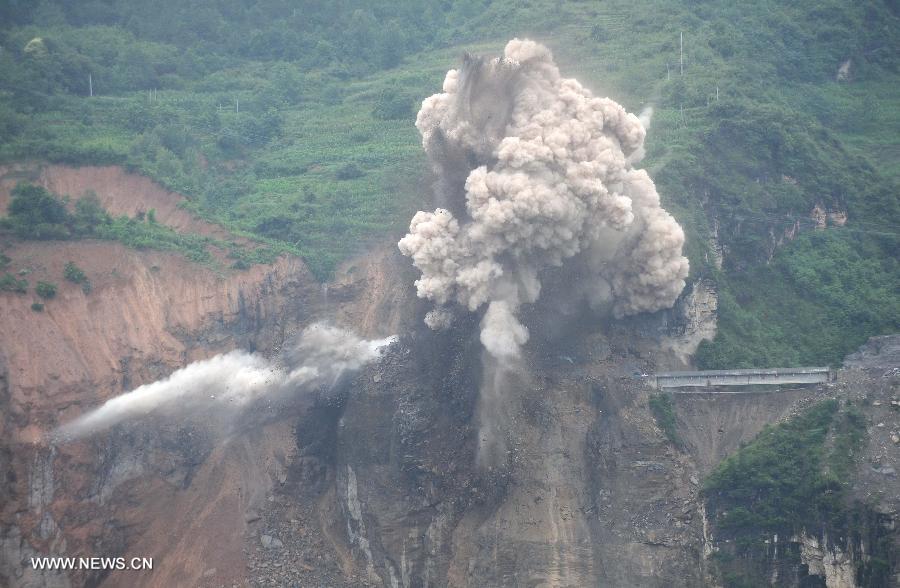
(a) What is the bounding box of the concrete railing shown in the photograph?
[652,367,831,390]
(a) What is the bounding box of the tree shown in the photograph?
[372,88,413,120]
[35,281,57,299]
[6,183,71,239]
[64,261,87,283]
[73,192,110,234]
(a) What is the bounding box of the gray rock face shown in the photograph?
[796,533,858,588]
[297,321,900,587]
[322,315,711,587]
[260,535,283,549]
[843,335,900,370]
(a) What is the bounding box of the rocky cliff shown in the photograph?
[0,165,896,588]
[0,165,406,588]
[0,232,322,588]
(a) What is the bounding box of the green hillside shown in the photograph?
[0,0,898,367]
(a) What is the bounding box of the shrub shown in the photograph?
[73,193,111,235]
[35,281,57,299]
[30,302,44,312]
[64,261,87,283]
[64,261,92,293]
[335,162,364,180]
[649,393,680,446]
[6,183,71,240]
[372,88,413,120]
[0,273,27,293]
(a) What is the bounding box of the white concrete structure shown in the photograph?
[652,367,831,390]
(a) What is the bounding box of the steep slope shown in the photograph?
[699,343,900,587]
[0,242,305,587]
[1,165,895,587]
[0,165,409,588]
[279,323,898,588]
[0,163,232,240]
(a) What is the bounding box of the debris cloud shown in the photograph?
[399,39,688,466]
[399,39,689,361]
[54,323,395,441]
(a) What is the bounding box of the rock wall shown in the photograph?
[1,164,895,587]
[0,237,317,587]
[0,163,412,587]
[312,314,715,587]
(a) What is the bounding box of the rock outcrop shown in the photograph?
[1,164,896,587]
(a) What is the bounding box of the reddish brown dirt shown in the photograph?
[0,238,313,587]
[0,164,311,588]
[0,163,235,241]
[0,240,308,419]
[0,163,413,588]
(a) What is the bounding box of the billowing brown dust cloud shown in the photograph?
[399,38,689,361]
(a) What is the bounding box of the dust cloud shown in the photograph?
[54,323,395,441]
[399,39,688,465]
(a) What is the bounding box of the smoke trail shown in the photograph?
[399,39,688,359]
[54,323,395,441]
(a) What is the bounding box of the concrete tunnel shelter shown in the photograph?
[651,367,832,390]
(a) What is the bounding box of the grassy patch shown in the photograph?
[649,393,680,447]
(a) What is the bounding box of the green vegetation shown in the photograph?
[696,231,900,368]
[4,183,72,240]
[0,183,278,267]
[829,404,867,481]
[35,281,57,299]
[63,261,91,293]
[30,302,44,312]
[703,400,891,586]
[0,0,897,361]
[705,401,845,535]
[648,393,680,447]
[63,261,85,283]
[0,273,27,293]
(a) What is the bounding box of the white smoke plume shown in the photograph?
[54,323,395,441]
[638,106,653,130]
[398,39,689,362]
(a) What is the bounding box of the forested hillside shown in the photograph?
[1,0,898,368]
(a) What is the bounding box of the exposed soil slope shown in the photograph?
[0,163,235,240]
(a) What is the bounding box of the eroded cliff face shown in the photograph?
[0,164,411,588]
[308,315,716,587]
[282,322,897,587]
[1,165,895,588]
[696,342,900,588]
[0,237,318,586]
